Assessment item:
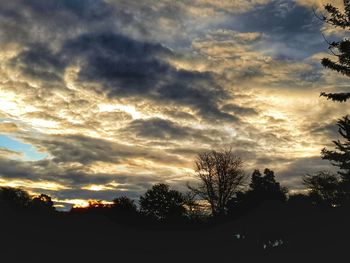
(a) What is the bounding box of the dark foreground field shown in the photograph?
[1,204,350,263]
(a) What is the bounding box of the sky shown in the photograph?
[0,0,348,209]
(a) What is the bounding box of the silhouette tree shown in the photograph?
[182,192,207,220]
[31,194,55,212]
[319,1,350,203]
[139,184,185,220]
[303,171,341,207]
[249,169,288,202]
[112,196,137,213]
[230,169,287,213]
[0,187,32,209]
[320,0,350,102]
[188,149,246,216]
[322,117,350,182]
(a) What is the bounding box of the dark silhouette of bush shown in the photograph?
[139,183,185,220]
[112,196,137,213]
[303,171,341,207]
[31,194,55,212]
[0,187,32,210]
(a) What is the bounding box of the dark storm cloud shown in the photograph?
[0,157,36,179]
[62,33,171,95]
[11,45,67,83]
[221,104,259,116]
[0,0,122,45]
[125,117,210,140]
[0,156,82,185]
[5,0,233,122]
[163,110,198,121]
[0,155,163,202]
[61,33,231,120]
[0,154,126,186]
[126,118,193,140]
[225,0,325,60]
[20,0,112,21]
[21,134,188,167]
[28,135,120,165]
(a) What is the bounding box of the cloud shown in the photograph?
[0,122,19,133]
[296,0,344,9]
[123,117,229,142]
[0,147,22,158]
[62,33,225,110]
[278,156,338,188]
[221,104,259,116]
[0,0,346,206]
[11,44,67,83]
[126,118,197,140]
[9,29,233,122]
[21,134,190,167]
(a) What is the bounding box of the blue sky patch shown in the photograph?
[0,135,47,161]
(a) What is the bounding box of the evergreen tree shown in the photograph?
[139,184,185,220]
[320,0,350,102]
[229,169,287,214]
[322,116,350,184]
[248,169,287,202]
[320,2,350,198]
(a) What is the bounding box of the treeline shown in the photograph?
[2,162,350,260]
[0,160,345,226]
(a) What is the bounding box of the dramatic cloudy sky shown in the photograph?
[0,0,348,209]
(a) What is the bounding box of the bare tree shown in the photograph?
[188,149,246,215]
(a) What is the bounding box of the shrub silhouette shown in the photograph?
[303,171,341,207]
[112,196,137,213]
[31,194,55,212]
[0,187,32,209]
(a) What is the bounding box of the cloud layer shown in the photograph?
[0,0,348,209]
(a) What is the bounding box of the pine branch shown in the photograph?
[320,92,350,102]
